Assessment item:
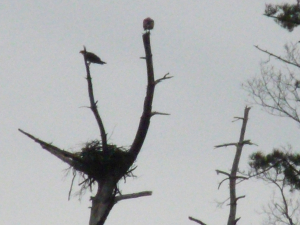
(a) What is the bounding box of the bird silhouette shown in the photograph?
[80,50,106,65]
[143,17,154,32]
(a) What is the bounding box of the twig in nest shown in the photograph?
[68,170,77,200]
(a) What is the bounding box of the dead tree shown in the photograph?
[189,106,255,225]
[19,21,172,225]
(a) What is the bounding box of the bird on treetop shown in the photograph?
[143,17,154,32]
[79,50,106,65]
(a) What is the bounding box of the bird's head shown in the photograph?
[143,17,154,31]
[79,50,86,55]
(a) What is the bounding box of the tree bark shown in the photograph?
[89,178,116,225]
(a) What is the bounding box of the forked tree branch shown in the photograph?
[19,27,162,225]
[128,32,156,163]
[81,46,108,153]
[89,31,162,225]
[155,72,173,84]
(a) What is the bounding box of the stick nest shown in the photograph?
[68,140,135,198]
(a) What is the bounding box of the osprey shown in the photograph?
[80,50,106,65]
[143,17,154,31]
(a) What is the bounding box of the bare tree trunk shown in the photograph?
[89,178,116,225]
[189,107,254,225]
[227,107,250,225]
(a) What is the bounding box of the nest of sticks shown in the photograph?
[68,140,135,198]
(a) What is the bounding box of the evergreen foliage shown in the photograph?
[249,149,300,190]
[265,2,300,31]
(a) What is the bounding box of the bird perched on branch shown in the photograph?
[143,17,154,32]
[80,50,106,65]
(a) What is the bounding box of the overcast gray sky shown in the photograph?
[1,0,300,224]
